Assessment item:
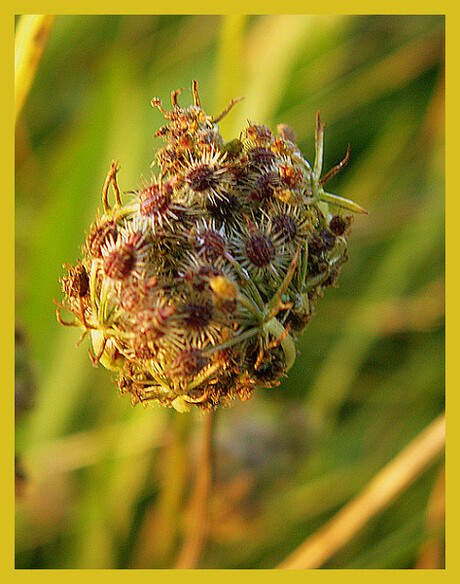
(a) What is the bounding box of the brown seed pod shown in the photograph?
[61,262,89,299]
[139,182,172,217]
[192,220,228,263]
[170,347,209,381]
[85,218,118,259]
[206,192,241,224]
[187,163,219,192]
[329,214,353,236]
[271,213,298,243]
[245,233,276,268]
[103,242,136,280]
[247,146,277,168]
[242,122,275,147]
[181,301,213,331]
[252,172,279,202]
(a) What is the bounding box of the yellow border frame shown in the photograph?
[7,4,454,581]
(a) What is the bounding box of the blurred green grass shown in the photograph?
[15,15,444,569]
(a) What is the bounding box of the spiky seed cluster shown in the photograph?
[57,80,366,412]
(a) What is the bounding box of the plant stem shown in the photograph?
[131,412,190,568]
[277,412,445,569]
[15,15,54,121]
[174,409,216,569]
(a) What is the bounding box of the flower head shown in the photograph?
[57,81,366,411]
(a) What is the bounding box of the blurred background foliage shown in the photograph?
[15,14,444,569]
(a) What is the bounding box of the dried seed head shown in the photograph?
[183,149,232,204]
[192,221,227,263]
[199,229,226,258]
[319,229,336,251]
[58,80,364,411]
[135,308,169,340]
[278,162,304,189]
[132,340,155,361]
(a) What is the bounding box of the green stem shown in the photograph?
[174,410,216,568]
[131,412,191,568]
[313,113,324,182]
[15,15,54,121]
[237,292,263,320]
[225,253,265,310]
[205,326,259,355]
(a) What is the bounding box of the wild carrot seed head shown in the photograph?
[57,80,365,411]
